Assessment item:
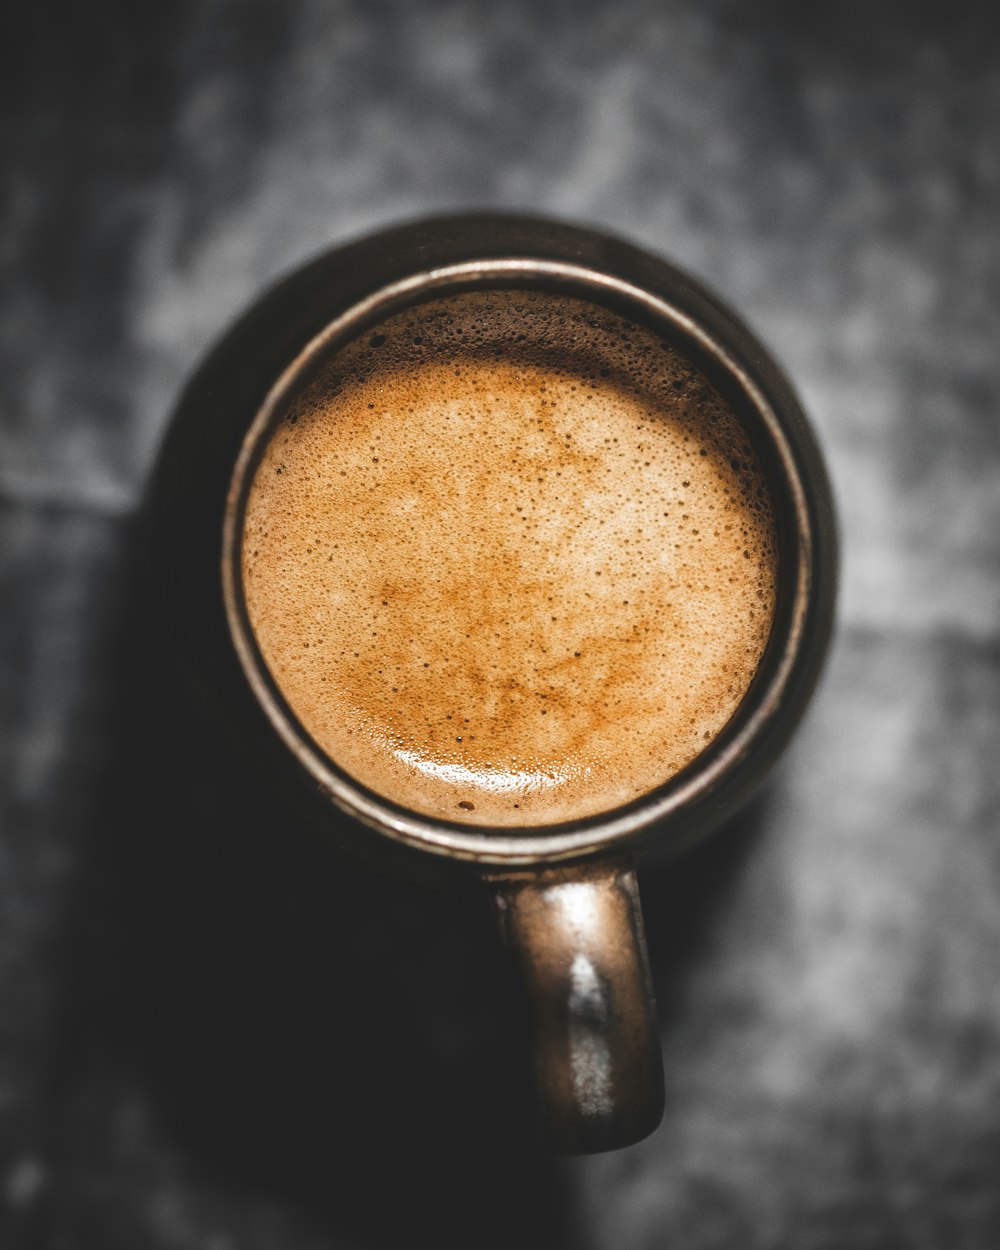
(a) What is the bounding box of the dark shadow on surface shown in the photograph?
[37,534,572,1249]
[38,534,772,1249]
[640,792,769,1031]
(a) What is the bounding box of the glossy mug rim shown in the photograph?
[222,255,821,866]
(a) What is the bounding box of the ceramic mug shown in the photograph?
[149,214,836,1153]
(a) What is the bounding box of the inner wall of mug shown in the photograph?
[223,262,809,863]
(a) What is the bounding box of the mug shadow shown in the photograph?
[53,537,770,1248]
[640,792,770,1035]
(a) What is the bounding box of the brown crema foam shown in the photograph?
[241,289,777,827]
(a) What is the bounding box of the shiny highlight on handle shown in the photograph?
[489,860,665,1153]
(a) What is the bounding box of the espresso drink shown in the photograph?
[241,290,777,826]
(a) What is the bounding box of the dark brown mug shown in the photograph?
[149,214,836,1154]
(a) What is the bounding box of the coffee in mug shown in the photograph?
[241,289,777,827]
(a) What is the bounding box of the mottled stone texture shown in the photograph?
[1,1,998,1247]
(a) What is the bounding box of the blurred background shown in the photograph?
[2,1,999,1246]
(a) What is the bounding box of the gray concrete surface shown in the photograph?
[2,2,999,1246]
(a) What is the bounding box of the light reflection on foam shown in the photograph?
[391,747,579,796]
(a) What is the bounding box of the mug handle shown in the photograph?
[488,857,664,1153]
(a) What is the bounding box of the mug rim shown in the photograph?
[222,255,820,865]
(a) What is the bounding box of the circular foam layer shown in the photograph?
[242,289,777,827]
